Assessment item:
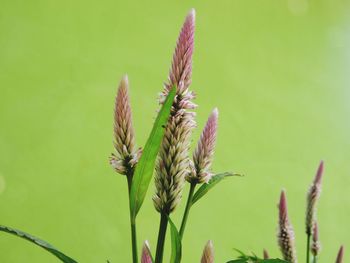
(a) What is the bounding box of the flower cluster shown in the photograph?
[153,9,197,214]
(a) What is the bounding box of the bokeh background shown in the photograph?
[0,0,349,262]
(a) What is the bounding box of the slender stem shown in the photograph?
[179,182,196,238]
[129,218,138,263]
[306,233,311,263]
[313,255,317,263]
[127,175,138,263]
[155,212,169,263]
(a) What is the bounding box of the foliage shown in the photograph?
[226,250,288,263]
[129,87,176,219]
[0,225,77,263]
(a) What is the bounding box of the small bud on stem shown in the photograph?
[336,246,344,263]
[201,240,214,263]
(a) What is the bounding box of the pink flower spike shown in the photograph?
[336,246,344,263]
[110,75,139,176]
[278,190,297,263]
[154,9,197,214]
[165,8,195,96]
[114,75,135,157]
[306,161,324,235]
[188,108,219,183]
[313,160,324,185]
[279,190,289,224]
[141,241,152,263]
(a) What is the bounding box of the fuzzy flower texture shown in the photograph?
[305,161,324,235]
[278,190,298,263]
[311,222,321,257]
[110,76,141,177]
[153,9,197,214]
[188,108,218,184]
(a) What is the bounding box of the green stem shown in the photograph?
[179,183,196,238]
[313,255,317,263]
[306,233,311,263]
[127,175,138,263]
[155,212,169,263]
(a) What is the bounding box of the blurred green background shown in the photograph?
[0,0,349,262]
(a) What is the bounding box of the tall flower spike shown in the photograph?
[306,161,324,235]
[109,75,140,176]
[311,222,321,256]
[336,246,344,263]
[201,240,214,263]
[141,241,152,263]
[162,8,196,99]
[278,190,298,263]
[153,9,197,214]
[187,108,218,184]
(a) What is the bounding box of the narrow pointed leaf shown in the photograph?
[169,217,182,263]
[260,260,288,262]
[226,260,287,263]
[233,248,247,258]
[129,87,176,218]
[192,172,242,204]
[0,225,78,263]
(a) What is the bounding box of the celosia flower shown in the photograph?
[109,75,141,176]
[141,241,152,263]
[161,8,196,103]
[187,108,218,184]
[336,246,344,263]
[278,190,298,263]
[201,240,214,263]
[306,161,324,235]
[311,222,321,256]
[153,9,196,214]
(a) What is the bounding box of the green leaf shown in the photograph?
[227,249,288,263]
[168,217,181,263]
[260,260,289,263]
[226,260,288,263]
[233,248,247,258]
[0,225,78,263]
[129,87,176,219]
[192,172,242,205]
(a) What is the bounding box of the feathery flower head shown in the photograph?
[201,240,214,263]
[336,246,344,263]
[263,249,269,259]
[141,241,152,263]
[188,108,218,184]
[311,222,321,256]
[161,8,196,99]
[109,75,141,176]
[153,9,197,214]
[278,190,298,263]
[306,161,324,235]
